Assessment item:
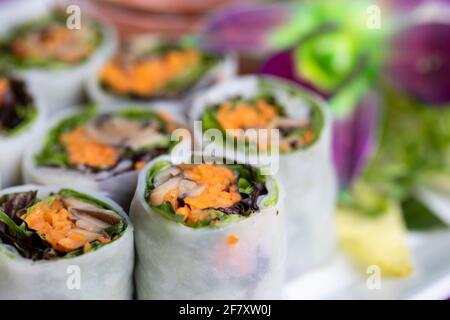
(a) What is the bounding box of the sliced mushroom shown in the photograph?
[61,197,122,225]
[75,218,109,233]
[70,209,112,232]
[85,116,144,146]
[124,127,166,151]
[154,166,181,187]
[150,176,182,206]
[70,228,105,242]
[179,179,205,198]
[270,116,310,130]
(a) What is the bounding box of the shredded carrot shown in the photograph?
[24,199,106,252]
[100,48,200,96]
[0,79,10,106]
[134,161,147,170]
[163,188,179,210]
[171,164,241,223]
[83,242,92,253]
[303,130,315,145]
[227,235,239,245]
[12,25,94,64]
[157,111,178,133]
[217,100,277,130]
[60,127,119,168]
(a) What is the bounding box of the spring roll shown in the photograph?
[86,36,236,113]
[0,8,117,110]
[190,75,337,275]
[0,73,45,187]
[131,155,286,299]
[0,185,133,299]
[23,105,187,208]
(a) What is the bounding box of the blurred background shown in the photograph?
[1,0,450,299]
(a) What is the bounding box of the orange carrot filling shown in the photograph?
[12,26,95,64]
[60,127,119,169]
[100,48,200,96]
[0,79,9,106]
[226,234,239,245]
[217,100,278,130]
[169,164,241,223]
[24,199,109,252]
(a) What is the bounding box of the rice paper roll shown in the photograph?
[23,105,188,208]
[86,36,236,115]
[131,155,286,299]
[0,7,117,110]
[0,73,46,187]
[0,184,133,299]
[190,75,337,275]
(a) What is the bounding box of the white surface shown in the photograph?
[284,190,450,300]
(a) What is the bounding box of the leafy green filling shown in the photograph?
[0,12,103,69]
[0,189,126,261]
[145,161,272,228]
[201,87,324,154]
[101,43,219,99]
[35,106,177,171]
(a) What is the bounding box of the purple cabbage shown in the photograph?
[332,92,380,189]
[259,49,329,98]
[198,4,290,54]
[387,22,450,106]
[260,50,379,190]
[385,0,450,12]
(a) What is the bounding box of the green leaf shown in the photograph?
[34,106,97,167]
[1,104,38,137]
[104,222,127,237]
[401,196,448,231]
[238,178,254,195]
[0,209,33,239]
[145,160,172,195]
[201,107,223,132]
[152,202,184,223]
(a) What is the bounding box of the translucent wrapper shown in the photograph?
[0,1,118,110]
[85,52,237,116]
[22,105,189,209]
[190,76,337,276]
[130,155,286,299]
[0,97,46,188]
[0,184,134,300]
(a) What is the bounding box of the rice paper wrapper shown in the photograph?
[0,184,134,300]
[190,76,337,276]
[130,155,286,299]
[0,96,46,188]
[22,105,189,209]
[0,1,118,111]
[86,52,237,117]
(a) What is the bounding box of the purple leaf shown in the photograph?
[259,49,330,99]
[385,0,450,12]
[260,50,380,189]
[199,5,290,54]
[332,92,380,189]
[387,22,450,106]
